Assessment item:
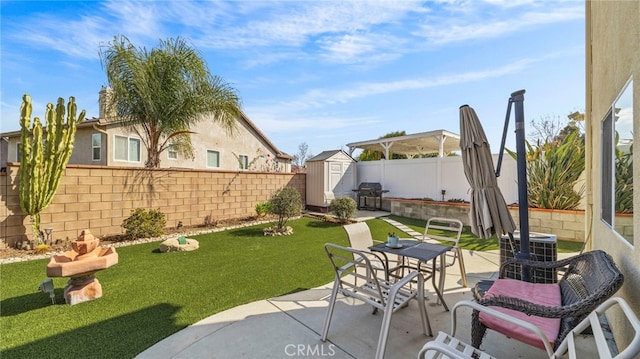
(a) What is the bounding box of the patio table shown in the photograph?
[370,240,452,310]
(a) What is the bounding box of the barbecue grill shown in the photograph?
[352,182,389,210]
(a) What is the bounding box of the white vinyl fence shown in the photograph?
[356,155,519,204]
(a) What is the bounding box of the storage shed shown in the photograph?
[306,150,357,212]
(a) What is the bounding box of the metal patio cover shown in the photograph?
[459,105,516,239]
[346,130,460,159]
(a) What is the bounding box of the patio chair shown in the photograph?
[396,217,466,291]
[472,250,624,354]
[420,217,467,288]
[321,243,432,359]
[417,297,640,359]
[343,222,396,279]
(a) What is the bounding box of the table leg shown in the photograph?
[431,254,449,311]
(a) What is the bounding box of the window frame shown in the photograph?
[113,134,141,162]
[239,154,249,170]
[600,77,634,245]
[167,144,178,160]
[92,133,102,161]
[16,142,21,162]
[206,150,220,168]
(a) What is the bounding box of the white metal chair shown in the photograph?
[343,222,397,278]
[417,297,640,359]
[321,243,432,359]
[419,217,467,288]
[343,221,378,250]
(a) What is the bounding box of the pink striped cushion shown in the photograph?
[479,278,561,351]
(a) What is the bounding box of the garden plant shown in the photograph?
[267,186,302,232]
[329,196,357,223]
[18,95,85,246]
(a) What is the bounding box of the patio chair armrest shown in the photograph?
[454,300,555,357]
[392,270,423,289]
[418,340,477,359]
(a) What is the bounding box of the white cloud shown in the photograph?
[418,5,583,45]
[317,32,405,65]
[245,57,539,134]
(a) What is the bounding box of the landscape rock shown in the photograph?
[159,237,199,253]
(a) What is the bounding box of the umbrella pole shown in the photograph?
[511,89,532,282]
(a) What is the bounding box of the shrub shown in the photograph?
[122,208,166,239]
[255,201,271,217]
[268,187,302,229]
[329,197,357,223]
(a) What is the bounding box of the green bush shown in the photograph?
[255,201,271,217]
[329,197,357,223]
[121,208,166,239]
[268,187,302,229]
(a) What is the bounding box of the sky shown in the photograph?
[0,0,585,158]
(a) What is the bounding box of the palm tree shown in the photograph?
[100,35,241,168]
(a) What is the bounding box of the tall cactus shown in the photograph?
[19,94,86,246]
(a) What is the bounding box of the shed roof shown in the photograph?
[346,129,460,158]
[307,149,355,162]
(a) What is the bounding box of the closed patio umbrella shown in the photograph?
[459,105,516,239]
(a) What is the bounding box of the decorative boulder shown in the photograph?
[159,237,199,253]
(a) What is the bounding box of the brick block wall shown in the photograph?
[1,164,306,247]
[390,198,586,242]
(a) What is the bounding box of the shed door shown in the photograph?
[329,162,355,198]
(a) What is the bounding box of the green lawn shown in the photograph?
[387,215,584,253]
[0,216,402,358]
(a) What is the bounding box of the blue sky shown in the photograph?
[1,0,585,158]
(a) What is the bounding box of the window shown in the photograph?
[92,133,101,161]
[16,143,21,162]
[239,155,249,169]
[207,150,220,168]
[168,145,177,160]
[601,78,634,244]
[114,135,141,162]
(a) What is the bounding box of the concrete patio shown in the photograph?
[137,213,583,358]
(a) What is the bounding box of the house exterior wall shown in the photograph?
[4,117,291,172]
[0,163,305,248]
[186,115,288,172]
[586,0,640,344]
[69,126,107,166]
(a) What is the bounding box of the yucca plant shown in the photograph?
[508,131,585,210]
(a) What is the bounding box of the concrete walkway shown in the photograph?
[137,213,571,358]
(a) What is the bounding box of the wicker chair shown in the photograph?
[418,297,640,359]
[472,250,624,352]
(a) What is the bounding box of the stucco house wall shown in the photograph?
[586,0,640,343]
[1,89,292,172]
